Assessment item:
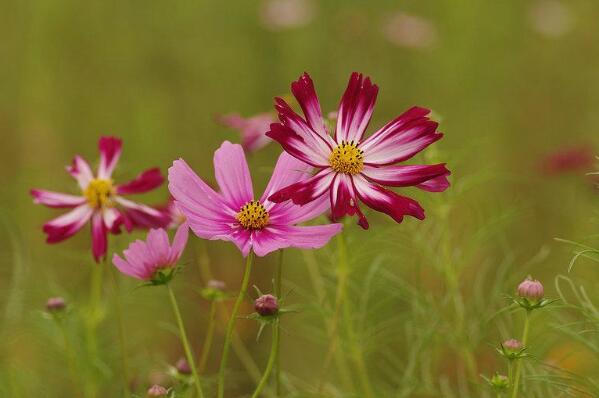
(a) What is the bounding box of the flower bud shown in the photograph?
[518,277,544,301]
[503,339,523,352]
[489,373,509,391]
[254,294,279,316]
[147,384,168,397]
[175,358,191,375]
[207,279,226,290]
[46,297,66,312]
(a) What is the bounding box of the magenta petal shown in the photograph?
[251,228,289,257]
[290,73,329,139]
[66,155,94,189]
[261,152,312,204]
[361,163,450,190]
[168,223,189,264]
[269,193,330,225]
[91,211,108,262]
[227,228,252,257]
[31,189,86,208]
[115,197,168,230]
[335,72,379,144]
[116,168,164,195]
[97,136,123,179]
[353,174,425,224]
[268,168,334,205]
[271,224,343,250]
[43,204,93,243]
[214,141,254,208]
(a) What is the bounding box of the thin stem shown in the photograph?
[166,284,205,398]
[218,251,255,398]
[251,322,279,398]
[110,265,130,396]
[198,300,217,374]
[510,311,531,398]
[274,250,283,396]
[85,263,104,398]
[56,317,81,397]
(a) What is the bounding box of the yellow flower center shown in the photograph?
[236,200,269,230]
[83,179,115,208]
[329,141,364,175]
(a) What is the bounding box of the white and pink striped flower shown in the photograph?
[168,141,342,257]
[266,72,450,229]
[112,223,189,281]
[31,136,168,261]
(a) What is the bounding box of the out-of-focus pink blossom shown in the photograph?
[518,277,544,301]
[259,0,315,31]
[540,146,595,175]
[529,0,574,38]
[219,113,275,153]
[381,13,437,49]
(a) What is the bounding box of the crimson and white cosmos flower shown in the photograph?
[168,141,342,257]
[31,136,168,261]
[266,72,450,229]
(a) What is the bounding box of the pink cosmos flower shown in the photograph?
[219,113,276,153]
[266,72,450,229]
[31,136,168,261]
[168,141,342,257]
[112,223,188,281]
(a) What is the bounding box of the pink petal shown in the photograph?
[290,73,329,138]
[269,193,330,225]
[261,152,312,205]
[146,228,170,264]
[97,136,123,179]
[329,174,366,227]
[219,113,274,153]
[214,141,254,209]
[113,254,148,280]
[91,211,108,261]
[115,196,168,229]
[168,223,189,264]
[66,155,94,189]
[361,163,450,192]
[335,72,378,144]
[227,228,252,257]
[251,227,289,257]
[268,168,335,205]
[168,159,236,240]
[271,224,343,250]
[42,204,93,243]
[31,189,86,208]
[116,168,164,195]
[102,207,123,233]
[360,107,442,166]
[352,174,425,224]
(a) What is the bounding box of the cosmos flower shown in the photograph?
[266,72,450,229]
[168,141,342,257]
[540,146,595,175]
[31,136,168,261]
[219,113,275,153]
[112,223,188,281]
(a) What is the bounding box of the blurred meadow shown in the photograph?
[1,0,599,397]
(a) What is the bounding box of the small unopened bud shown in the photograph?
[518,277,544,301]
[207,280,226,290]
[175,358,191,375]
[254,294,278,316]
[489,373,509,390]
[147,384,168,397]
[46,297,66,312]
[503,339,523,352]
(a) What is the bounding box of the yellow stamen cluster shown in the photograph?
[329,140,364,175]
[236,200,270,230]
[84,179,115,208]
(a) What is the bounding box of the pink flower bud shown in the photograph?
[46,297,66,312]
[518,277,544,301]
[254,294,279,316]
[175,358,191,375]
[503,339,523,352]
[147,384,168,397]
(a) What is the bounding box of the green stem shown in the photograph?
[85,263,104,398]
[199,300,217,374]
[166,284,205,398]
[110,266,130,396]
[218,251,255,398]
[251,322,280,398]
[274,250,283,396]
[510,311,531,398]
[56,317,81,397]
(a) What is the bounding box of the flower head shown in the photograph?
[266,72,450,229]
[503,339,523,352]
[168,141,342,257]
[46,297,66,312]
[485,373,509,392]
[147,384,168,397]
[498,339,527,360]
[518,277,544,301]
[175,358,192,375]
[541,146,595,175]
[112,223,189,283]
[219,113,275,153]
[31,136,168,261]
[255,294,279,316]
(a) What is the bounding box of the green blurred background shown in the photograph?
[1,0,599,396]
